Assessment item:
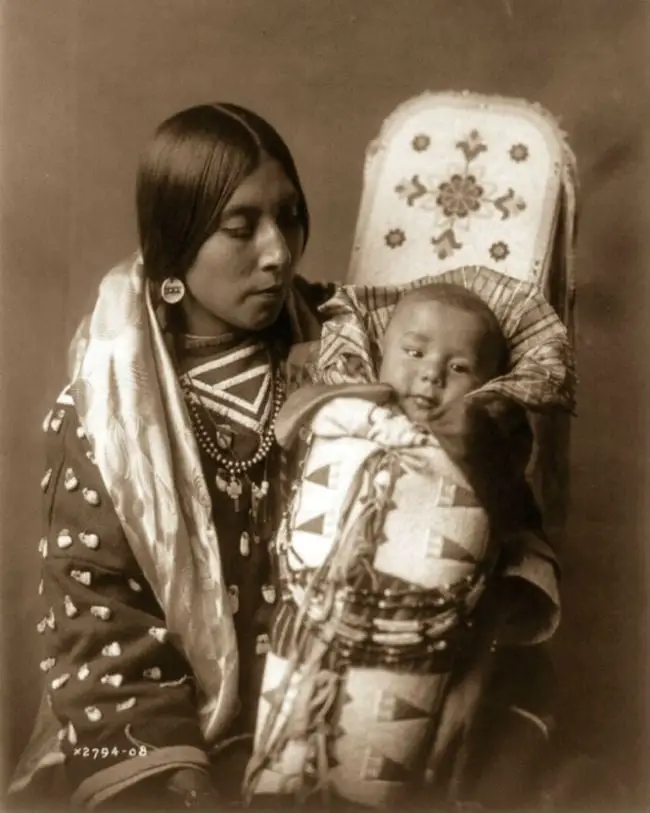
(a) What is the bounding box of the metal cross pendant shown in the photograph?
[226,476,243,511]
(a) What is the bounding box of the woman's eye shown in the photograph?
[221,218,256,240]
[404,347,423,358]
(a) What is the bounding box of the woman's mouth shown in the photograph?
[255,284,284,298]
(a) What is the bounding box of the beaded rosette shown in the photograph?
[348,91,577,310]
[245,399,496,807]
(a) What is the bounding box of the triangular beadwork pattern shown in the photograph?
[183,340,273,431]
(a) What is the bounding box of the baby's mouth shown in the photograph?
[410,394,440,410]
[405,393,443,421]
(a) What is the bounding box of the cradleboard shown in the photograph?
[246,92,577,808]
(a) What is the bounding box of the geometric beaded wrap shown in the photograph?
[248,399,495,808]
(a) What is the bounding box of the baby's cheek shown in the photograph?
[452,378,481,400]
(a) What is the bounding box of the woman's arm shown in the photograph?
[38,400,216,808]
[427,396,543,535]
[427,396,560,644]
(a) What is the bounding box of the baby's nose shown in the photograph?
[420,362,445,385]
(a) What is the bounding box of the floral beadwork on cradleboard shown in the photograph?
[392,129,527,261]
[348,91,577,290]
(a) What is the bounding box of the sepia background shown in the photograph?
[1,0,648,806]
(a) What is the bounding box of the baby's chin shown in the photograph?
[399,396,443,427]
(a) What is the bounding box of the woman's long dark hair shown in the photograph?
[136,103,310,286]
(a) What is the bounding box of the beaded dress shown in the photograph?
[176,331,285,738]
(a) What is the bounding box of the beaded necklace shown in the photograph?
[180,358,285,557]
[178,332,241,356]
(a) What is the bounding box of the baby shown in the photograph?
[379,283,507,426]
[245,284,560,809]
[377,285,541,545]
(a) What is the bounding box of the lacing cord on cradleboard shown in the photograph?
[242,450,386,803]
[242,449,496,806]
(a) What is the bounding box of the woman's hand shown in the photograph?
[165,768,220,809]
[98,769,219,811]
[428,395,542,536]
[427,396,504,464]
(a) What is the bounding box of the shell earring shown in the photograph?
[160,277,185,305]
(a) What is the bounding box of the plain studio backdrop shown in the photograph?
[1,0,648,806]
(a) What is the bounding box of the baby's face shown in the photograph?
[379,299,502,427]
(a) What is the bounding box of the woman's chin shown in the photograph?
[246,298,287,331]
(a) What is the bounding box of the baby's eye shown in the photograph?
[449,361,471,374]
[404,347,423,358]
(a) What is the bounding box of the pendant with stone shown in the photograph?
[214,424,234,451]
[261,584,276,605]
[215,469,230,492]
[226,476,243,510]
[255,633,270,656]
[250,480,269,522]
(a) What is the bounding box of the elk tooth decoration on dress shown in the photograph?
[90,606,112,621]
[85,706,102,723]
[51,674,70,691]
[261,584,276,605]
[82,488,100,507]
[101,673,124,688]
[63,596,78,618]
[41,469,52,492]
[49,410,65,434]
[42,410,53,433]
[240,531,251,558]
[57,530,73,550]
[116,698,137,713]
[79,532,100,550]
[148,627,168,644]
[64,468,79,492]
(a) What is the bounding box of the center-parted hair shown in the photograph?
[136,103,310,285]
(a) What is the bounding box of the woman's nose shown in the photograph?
[258,216,292,270]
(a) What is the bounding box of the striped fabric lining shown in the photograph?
[312,266,576,412]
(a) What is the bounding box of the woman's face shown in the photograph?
[181,156,305,336]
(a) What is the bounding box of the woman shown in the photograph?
[10,103,572,811]
[11,103,333,810]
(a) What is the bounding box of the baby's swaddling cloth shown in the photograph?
[246,396,502,808]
